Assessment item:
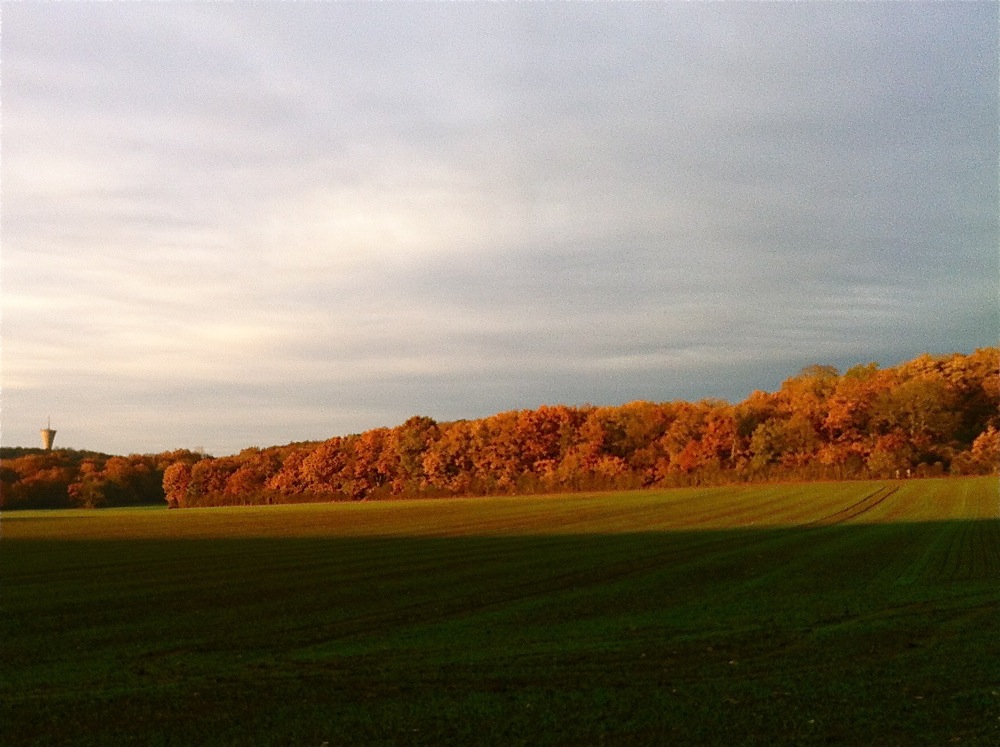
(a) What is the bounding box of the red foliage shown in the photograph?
[7,349,995,510]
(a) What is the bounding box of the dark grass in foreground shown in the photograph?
[3,478,999,745]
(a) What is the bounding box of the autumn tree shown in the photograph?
[951,425,1000,475]
[388,416,439,494]
[224,448,282,503]
[300,437,349,496]
[423,420,477,494]
[266,447,312,496]
[154,348,999,507]
[871,375,960,471]
[163,461,193,508]
[186,457,241,506]
[352,428,394,497]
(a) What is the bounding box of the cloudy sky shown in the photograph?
[2,2,996,456]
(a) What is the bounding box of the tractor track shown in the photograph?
[805,484,899,527]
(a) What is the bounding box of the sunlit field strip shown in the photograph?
[856,479,988,524]
[4,478,997,543]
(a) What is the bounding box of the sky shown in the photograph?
[2,2,997,457]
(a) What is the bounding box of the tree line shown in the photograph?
[163,348,998,508]
[2,348,996,510]
[0,449,202,510]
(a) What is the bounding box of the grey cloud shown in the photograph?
[2,2,995,455]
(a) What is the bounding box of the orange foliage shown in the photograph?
[154,348,998,506]
[11,350,994,509]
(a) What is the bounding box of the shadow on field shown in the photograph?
[4,520,999,746]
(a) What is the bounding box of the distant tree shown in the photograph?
[352,427,394,497]
[68,460,109,508]
[872,376,960,456]
[952,426,1000,475]
[389,416,439,494]
[266,447,312,496]
[186,457,241,505]
[162,462,193,509]
[224,449,281,503]
[300,438,348,495]
[797,364,839,380]
[423,421,477,494]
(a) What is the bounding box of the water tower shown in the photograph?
[40,418,57,451]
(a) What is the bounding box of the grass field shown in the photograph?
[3,477,998,745]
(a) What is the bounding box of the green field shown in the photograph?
[3,478,998,745]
